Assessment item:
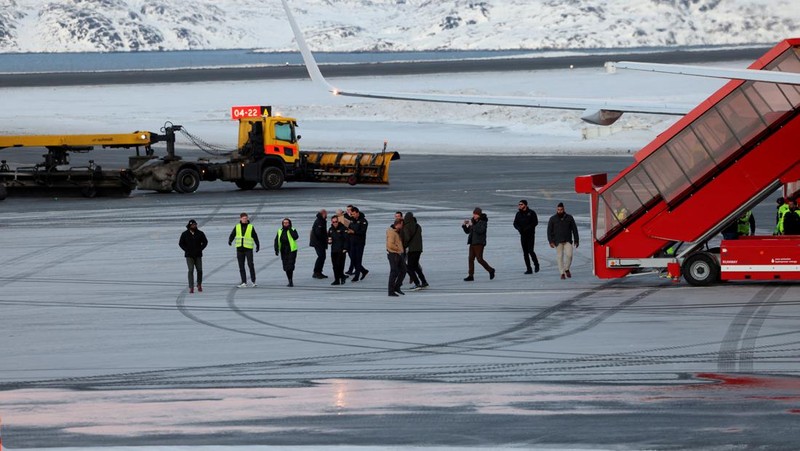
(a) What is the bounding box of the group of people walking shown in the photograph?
[311,205,371,285]
[178,201,580,294]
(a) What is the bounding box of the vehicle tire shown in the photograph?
[235,180,257,190]
[80,186,97,198]
[174,167,201,194]
[0,184,7,201]
[261,166,284,190]
[682,252,720,287]
[347,175,358,186]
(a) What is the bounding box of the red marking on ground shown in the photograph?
[695,373,800,390]
[695,373,767,387]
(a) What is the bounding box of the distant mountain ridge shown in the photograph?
[0,0,797,53]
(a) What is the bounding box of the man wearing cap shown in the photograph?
[179,219,208,293]
[514,199,540,274]
[228,212,260,288]
[547,202,579,280]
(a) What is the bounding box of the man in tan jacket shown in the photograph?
[386,218,407,296]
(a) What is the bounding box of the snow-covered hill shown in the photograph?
[0,0,798,53]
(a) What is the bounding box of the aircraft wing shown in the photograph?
[614,61,800,86]
[280,0,690,125]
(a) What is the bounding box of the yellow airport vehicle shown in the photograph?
[0,105,400,200]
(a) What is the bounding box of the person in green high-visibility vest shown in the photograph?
[775,197,790,235]
[737,210,756,236]
[228,212,260,288]
[275,217,300,287]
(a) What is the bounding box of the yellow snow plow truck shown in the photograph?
[0,105,400,200]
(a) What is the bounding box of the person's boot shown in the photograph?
[463,275,474,281]
[198,284,203,292]
[287,271,294,287]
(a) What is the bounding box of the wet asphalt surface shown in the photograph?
[3,154,800,449]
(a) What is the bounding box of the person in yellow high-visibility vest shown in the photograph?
[776,197,790,235]
[228,212,260,288]
[275,217,300,287]
[737,210,756,236]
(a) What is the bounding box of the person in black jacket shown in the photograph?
[547,202,579,280]
[310,209,329,279]
[513,199,540,274]
[403,211,428,289]
[348,207,370,282]
[783,200,800,235]
[179,219,208,293]
[275,217,300,287]
[462,207,495,281]
[328,215,349,285]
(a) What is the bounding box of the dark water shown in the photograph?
[0,49,547,73]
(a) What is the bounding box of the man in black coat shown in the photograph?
[783,200,800,235]
[179,219,208,293]
[547,202,579,280]
[348,207,370,282]
[328,215,349,285]
[513,199,540,274]
[310,209,329,279]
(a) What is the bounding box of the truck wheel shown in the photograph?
[81,186,97,198]
[235,180,257,190]
[0,184,7,201]
[174,168,200,194]
[261,166,284,190]
[347,175,358,186]
[682,252,719,286]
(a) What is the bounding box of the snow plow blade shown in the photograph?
[301,150,400,185]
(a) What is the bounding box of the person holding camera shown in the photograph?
[461,207,495,282]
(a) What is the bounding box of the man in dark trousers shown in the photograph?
[179,219,208,293]
[403,211,428,289]
[348,207,370,282]
[228,212,260,288]
[513,199,540,274]
[328,215,349,285]
[547,202,579,280]
[386,218,407,296]
[310,209,329,279]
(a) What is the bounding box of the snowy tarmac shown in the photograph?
[2,155,800,449]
